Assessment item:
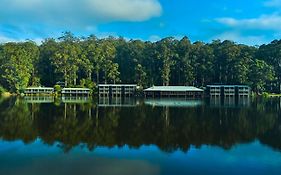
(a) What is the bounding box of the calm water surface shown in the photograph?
[0,96,281,175]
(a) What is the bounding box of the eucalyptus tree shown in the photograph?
[234,45,256,84]
[172,37,193,86]
[80,35,97,80]
[192,42,215,86]
[97,38,118,84]
[51,32,82,87]
[115,39,146,84]
[38,38,58,86]
[155,37,177,86]
[248,59,275,93]
[211,40,241,84]
[0,41,39,92]
[257,40,281,92]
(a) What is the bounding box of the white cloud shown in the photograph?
[216,14,281,31]
[0,34,43,44]
[212,31,268,46]
[149,35,161,42]
[0,35,17,43]
[214,1,281,45]
[0,0,162,42]
[0,0,162,25]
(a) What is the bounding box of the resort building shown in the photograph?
[98,84,137,97]
[24,87,54,95]
[144,86,204,98]
[61,88,91,96]
[206,85,251,97]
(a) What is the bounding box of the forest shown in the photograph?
[0,32,280,93]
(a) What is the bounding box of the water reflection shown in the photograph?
[0,97,280,154]
[207,97,250,108]
[144,98,202,107]
[24,96,55,103]
[98,97,137,107]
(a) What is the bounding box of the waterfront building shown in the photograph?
[24,87,54,95]
[98,84,137,97]
[206,85,251,97]
[61,88,91,96]
[144,86,204,98]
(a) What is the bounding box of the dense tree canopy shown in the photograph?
[0,33,280,93]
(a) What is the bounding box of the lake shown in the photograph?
[0,96,281,175]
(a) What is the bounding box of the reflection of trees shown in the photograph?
[0,98,280,153]
[0,98,37,143]
[259,101,281,151]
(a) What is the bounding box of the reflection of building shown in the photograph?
[61,88,91,96]
[208,97,250,108]
[24,96,54,103]
[98,97,137,107]
[144,86,203,98]
[98,84,137,97]
[144,99,203,107]
[24,87,54,95]
[206,85,251,97]
[61,96,91,103]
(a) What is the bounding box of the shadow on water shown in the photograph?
[0,96,280,153]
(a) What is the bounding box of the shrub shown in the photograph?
[0,86,5,94]
[54,85,61,93]
[80,79,96,89]
[262,92,270,98]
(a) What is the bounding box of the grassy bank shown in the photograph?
[267,94,281,97]
[1,92,13,97]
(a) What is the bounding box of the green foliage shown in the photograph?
[54,85,61,92]
[262,92,270,98]
[249,59,275,94]
[80,78,96,89]
[0,86,6,94]
[0,41,39,92]
[1,33,281,93]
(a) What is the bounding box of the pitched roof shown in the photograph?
[25,87,54,90]
[98,84,137,87]
[62,88,90,90]
[144,86,203,92]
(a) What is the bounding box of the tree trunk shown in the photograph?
[64,71,67,87]
[104,71,107,84]
[88,71,92,80]
[96,70,99,84]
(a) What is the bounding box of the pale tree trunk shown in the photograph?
[104,71,107,84]
[64,70,68,87]
[96,70,99,84]
[88,72,92,80]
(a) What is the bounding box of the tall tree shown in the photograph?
[0,42,39,92]
[155,37,177,86]
[257,40,281,92]
[51,32,81,87]
[248,59,275,93]
[38,38,58,86]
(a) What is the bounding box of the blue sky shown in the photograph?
[0,0,280,45]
